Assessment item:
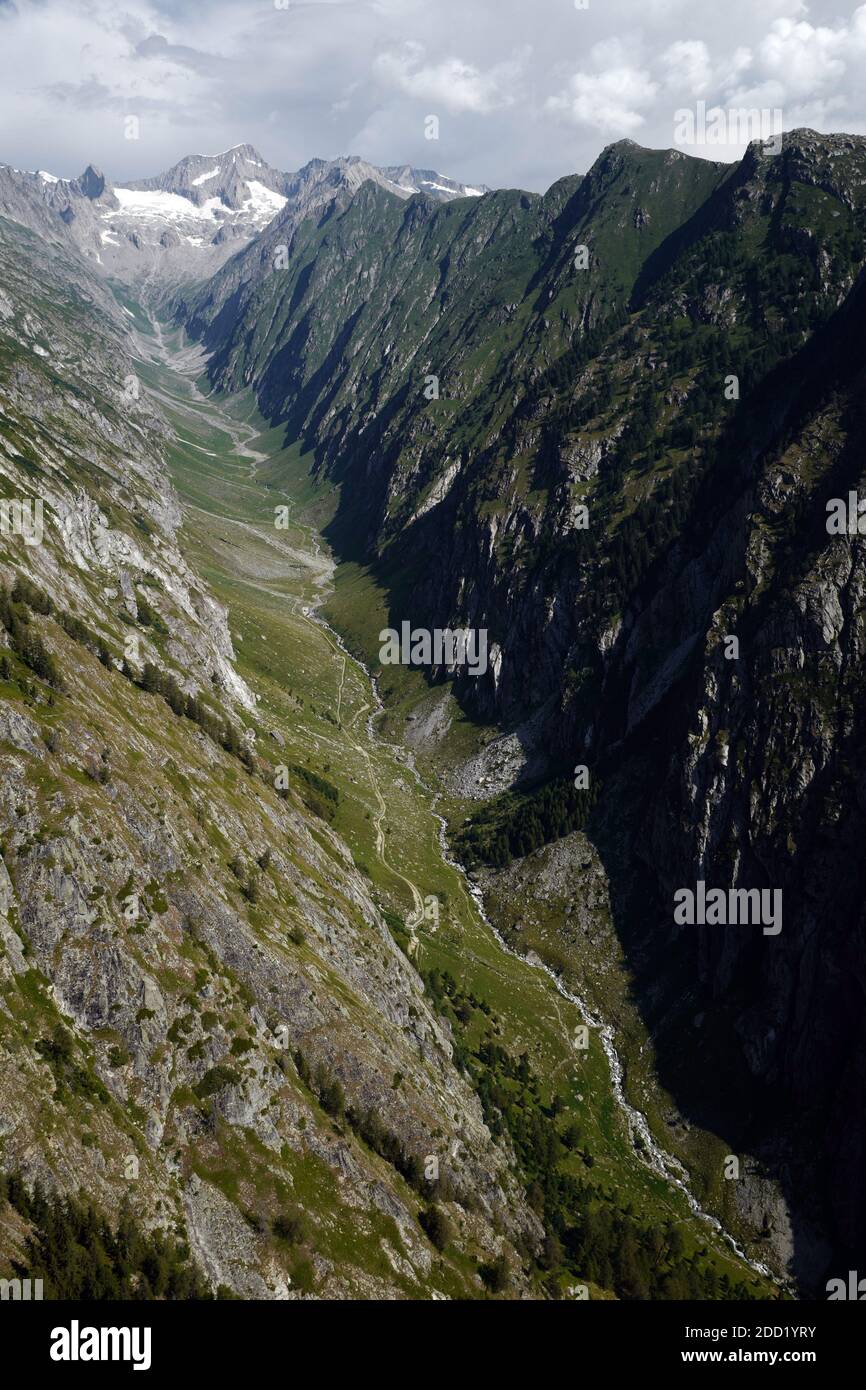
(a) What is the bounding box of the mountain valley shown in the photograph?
[1,128,864,1300]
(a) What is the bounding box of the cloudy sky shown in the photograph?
[1,0,865,190]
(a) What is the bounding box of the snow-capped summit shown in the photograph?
[0,145,488,288]
[124,143,286,212]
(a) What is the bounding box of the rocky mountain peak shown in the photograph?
[75,164,111,200]
[125,143,286,206]
[220,141,266,163]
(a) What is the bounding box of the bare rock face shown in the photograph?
[74,165,114,203]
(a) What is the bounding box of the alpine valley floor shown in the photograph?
[129,302,785,1300]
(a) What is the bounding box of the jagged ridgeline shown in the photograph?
[0,125,864,1300]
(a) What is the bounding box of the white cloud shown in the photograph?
[757,16,847,96]
[547,65,659,134]
[374,41,527,113]
[662,40,712,95]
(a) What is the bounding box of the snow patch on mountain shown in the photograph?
[111,188,221,220]
[243,180,287,217]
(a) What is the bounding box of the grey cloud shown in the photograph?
[134,32,227,77]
